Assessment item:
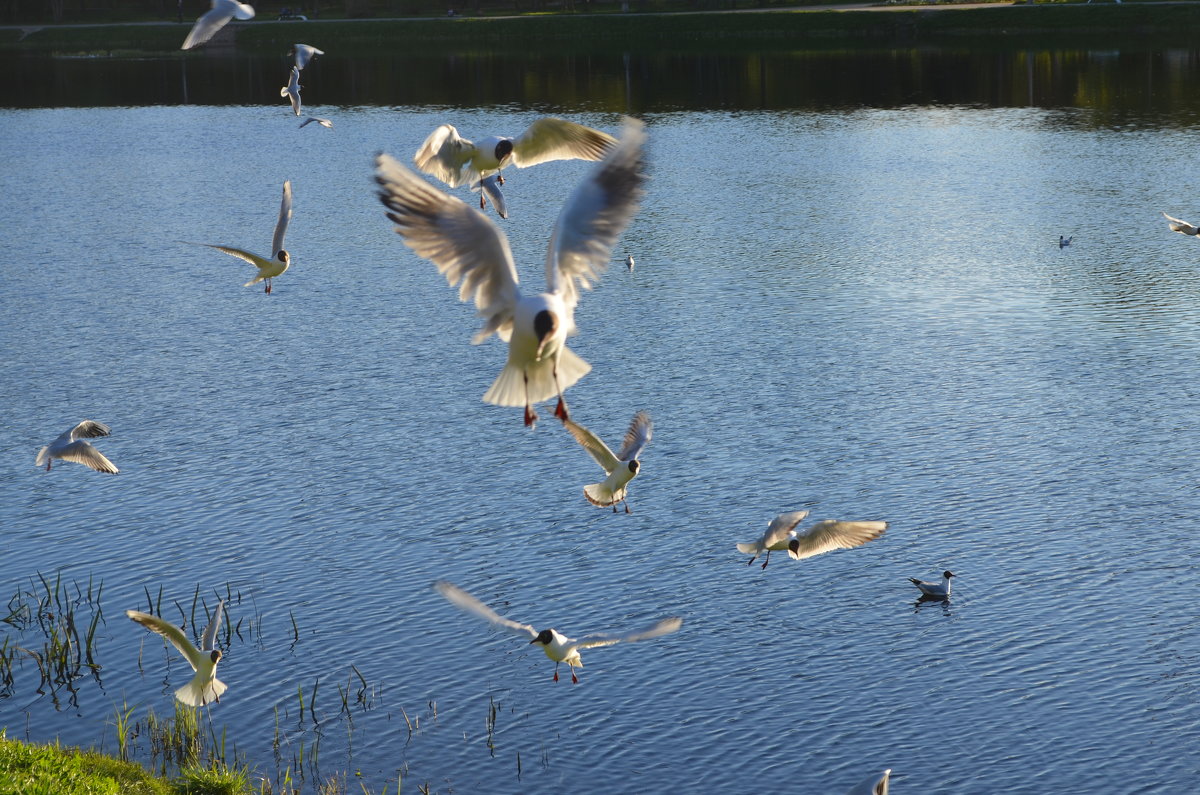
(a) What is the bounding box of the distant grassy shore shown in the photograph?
[4,3,1200,54]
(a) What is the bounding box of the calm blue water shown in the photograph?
[2,83,1200,792]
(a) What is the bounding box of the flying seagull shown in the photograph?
[433,581,681,684]
[281,66,301,116]
[292,43,323,70]
[562,410,651,512]
[909,570,955,599]
[35,420,118,474]
[186,180,292,294]
[736,511,887,570]
[127,601,227,706]
[846,768,891,795]
[1163,211,1200,236]
[299,117,332,129]
[181,0,255,50]
[376,117,645,427]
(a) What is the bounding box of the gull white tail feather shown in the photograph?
[482,345,590,407]
[176,676,228,707]
[35,446,50,467]
[584,482,623,507]
[735,542,760,556]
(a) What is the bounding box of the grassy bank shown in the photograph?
[6,3,1200,55]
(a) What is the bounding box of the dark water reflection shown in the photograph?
[8,47,1200,121]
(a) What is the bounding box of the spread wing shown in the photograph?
[1163,211,1199,235]
[572,616,683,651]
[293,43,323,70]
[511,117,617,169]
[376,153,520,343]
[127,610,204,671]
[68,420,112,441]
[614,411,652,462]
[181,0,255,50]
[433,581,537,639]
[414,125,478,188]
[273,180,292,256]
[57,441,118,473]
[562,418,620,473]
[188,243,275,270]
[200,600,225,651]
[758,510,810,549]
[545,117,646,310]
[787,520,888,561]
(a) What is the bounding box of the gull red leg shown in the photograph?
[523,372,537,428]
[571,668,579,684]
[552,355,570,422]
[761,551,771,570]
[553,662,560,682]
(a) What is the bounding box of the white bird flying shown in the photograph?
[127,601,227,707]
[187,180,292,294]
[413,117,617,212]
[433,581,681,684]
[293,43,324,70]
[1163,211,1200,236]
[376,117,646,427]
[474,175,508,219]
[281,66,301,116]
[35,420,118,474]
[909,570,955,598]
[562,410,652,512]
[736,511,888,570]
[847,769,891,795]
[181,0,255,50]
[299,116,332,129]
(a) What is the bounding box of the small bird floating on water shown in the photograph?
[186,180,292,294]
[625,253,634,271]
[736,511,887,570]
[127,601,227,706]
[562,410,652,512]
[36,420,118,474]
[1058,235,1072,248]
[909,570,955,598]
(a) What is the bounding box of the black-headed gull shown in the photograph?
[737,511,887,570]
[181,0,255,50]
[281,67,301,116]
[433,581,681,684]
[1163,211,1200,236]
[625,253,634,271]
[376,117,645,427]
[413,117,616,211]
[35,420,118,474]
[292,43,323,70]
[188,180,292,293]
[562,410,651,512]
[299,116,332,129]
[127,601,227,706]
[847,768,890,795]
[1058,235,1073,248]
[909,570,955,598]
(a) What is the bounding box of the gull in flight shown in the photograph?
[299,116,332,129]
[562,410,651,512]
[376,117,646,427]
[281,67,301,116]
[736,511,888,570]
[292,43,324,70]
[433,581,681,684]
[127,601,227,706]
[187,180,292,294]
[847,769,891,795]
[909,570,955,599]
[181,0,255,50]
[414,117,616,212]
[35,420,118,474]
[1163,211,1200,236]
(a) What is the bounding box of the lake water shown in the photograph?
[2,46,1200,793]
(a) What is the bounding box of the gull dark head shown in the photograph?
[530,628,554,646]
[943,571,956,579]
[494,139,514,162]
[277,250,290,265]
[533,309,558,360]
[628,460,640,476]
[210,649,222,664]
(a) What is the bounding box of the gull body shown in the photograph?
[847,769,890,795]
[909,570,955,598]
[182,0,255,50]
[413,117,617,201]
[562,410,652,512]
[292,43,323,70]
[127,601,227,706]
[376,118,646,427]
[737,511,888,570]
[189,180,292,293]
[1163,211,1200,236]
[36,420,118,474]
[281,67,301,116]
[299,116,332,129]
[625,253,634,271]
[1058,235,1072,248]
[433,581,681,684]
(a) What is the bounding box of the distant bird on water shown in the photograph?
[299,116,332,129]
[909,570,955,599]
[1163,211,1200,236]
[1058,235,1072,248]
[736,511,887,570]
[846,768,890,795]
[186,180,292,294]
[433,581,682,684]
[625,253,634,271]
[376,117,646,427]
[127,601,227,706]
[562,410,652,512]
[181,0,255,50]
[292,43,324,70]
[35,420,118,474]
[281,67,301,116]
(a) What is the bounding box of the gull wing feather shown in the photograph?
[614,411,652,462]
[127,610,204,671]
[272,180,292,257]
[433,581,537,639]
[57,441,118,473]
[545,117,646,309]
[182,0,255,50]
[414,125,478,188]
[376,153,520,343]
[758,510,810,549]
[69,420,111,441]
[188,243,276,270]
[787,520,888,561]
[562,418,620,473]
[511,117,617,169]
[1163,211,1199,235]
[572,616,683,651]
[293,43,323,70]
[200,600,225,651]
